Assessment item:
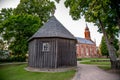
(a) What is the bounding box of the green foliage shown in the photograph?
[64,0,120,37]
[110,0,120,29]
[113,38,119,51]
[1,14,41,55]
[0,50,9,59]
[0,8,13,33]
[64,0,119,33]
[80,58,111,66]
[0,39,4,50]
[14,0,55,24]
[64,0,120,36]
[100,36,109,56]
[0,64,75,80]
[0,0,56,57]
[81,61,110,65]
[80,58,111,70]
[100,36,119,56]
[64,0,119,62]
[78,58,111,70]
[0,55,26,62]
[78,58,109,61]
[77,58,82,61]
[0,8,13,20]
[55,0,60,3]
[98,66,111,70]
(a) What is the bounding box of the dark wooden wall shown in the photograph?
[28,38,57,68]
[57,38,77,67]
[28,38,77,68]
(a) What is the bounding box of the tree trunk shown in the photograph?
[111,60,120,70]
[98,18,120,69]
[118,18,120,30]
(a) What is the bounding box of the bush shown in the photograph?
[77,58,82,61]
[0,55,26,62]
[0,50,10,59]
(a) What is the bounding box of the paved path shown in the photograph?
[72,62,120,80]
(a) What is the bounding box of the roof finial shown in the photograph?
[85,23,89,30]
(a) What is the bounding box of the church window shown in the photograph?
[81,48,84,56]
[86,48,89,56]
[90,48,92,54]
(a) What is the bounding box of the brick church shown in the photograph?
[76,24,97,58]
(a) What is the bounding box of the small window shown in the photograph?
[81,48,84,55]
[42,43,50,51]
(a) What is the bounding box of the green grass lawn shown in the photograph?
[0,64,76,80]
[77,58,110,61]
[98,66,111,70]
[79,58,111,70]
[80,61,110,65]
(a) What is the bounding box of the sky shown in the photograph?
[0,0,103,46]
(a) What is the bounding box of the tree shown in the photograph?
[0,0,55,56]
[0,39,5,50]
[0,8,13,34]
[14,0,55,24]
[100,36,119,57]
[100,36,109,57]
[110,0,120,29]
[117,41,120,59]
[63,0,120,69]
[1,14,41,55]
[0,39,8,57]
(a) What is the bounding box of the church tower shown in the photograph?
[84,24,91,40]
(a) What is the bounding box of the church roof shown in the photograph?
[29,16,76,41]
[76,37,94,45]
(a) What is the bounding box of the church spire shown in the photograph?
[85,24,89,30]
[84,24,91,40]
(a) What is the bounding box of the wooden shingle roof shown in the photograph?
[29,16,76,41]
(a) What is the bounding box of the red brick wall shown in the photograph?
[76,43,97,58]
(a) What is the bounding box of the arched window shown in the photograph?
[86,48,89,56]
